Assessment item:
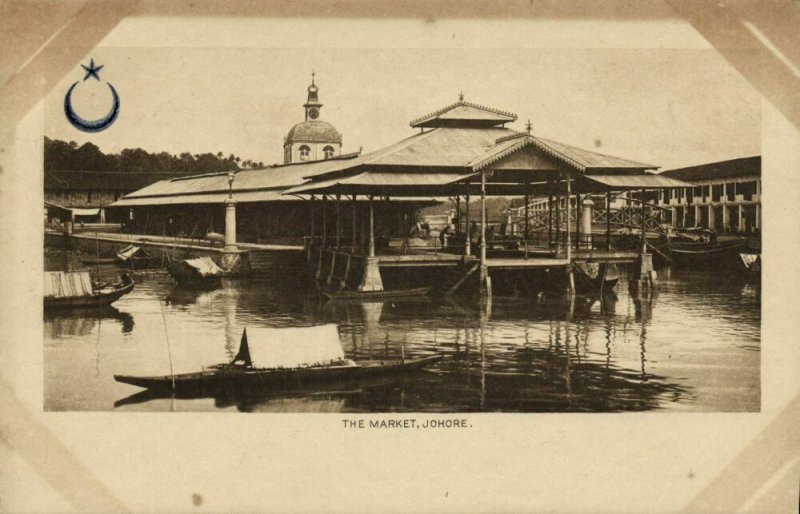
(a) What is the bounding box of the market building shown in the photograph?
[657,156,761,233]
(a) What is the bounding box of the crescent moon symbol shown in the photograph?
[63,80,120,133]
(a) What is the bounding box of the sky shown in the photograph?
[44,17,761,171]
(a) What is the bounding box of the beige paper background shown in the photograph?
[1,2,799,512]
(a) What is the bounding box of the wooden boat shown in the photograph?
[44,271,134,309]
[117,244,161,269]
[322,286,431,300]
[166,256,224,286]
[668,239,748,267]
[114,324,442,392]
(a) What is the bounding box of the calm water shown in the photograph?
[44,250,760,412]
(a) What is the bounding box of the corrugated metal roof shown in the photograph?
[660,156,760,181]
[116,153,362,204]
[112,190,298,206]
[285,171,474,195]
[582,174,692,189]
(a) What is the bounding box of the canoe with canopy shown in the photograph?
[44,271,134,309]
[114,324,442,391]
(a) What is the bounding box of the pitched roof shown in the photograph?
[409,101,517,128]
[660,156,760,182]
[114,152,362,205]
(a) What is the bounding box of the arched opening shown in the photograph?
[323,146,335,160]
[299,145,311,161]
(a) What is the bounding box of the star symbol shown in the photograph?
[81,58,104,81]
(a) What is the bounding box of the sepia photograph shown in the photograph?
[2,2,799,513]
[43,46,761,413]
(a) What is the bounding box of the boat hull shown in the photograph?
[44,280,135,310]
[115,355,443,391]
[323,286,431,300]
[668,240,748,267]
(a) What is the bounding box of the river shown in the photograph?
[44,249,760,412]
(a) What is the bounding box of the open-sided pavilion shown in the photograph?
[284,98,690,296]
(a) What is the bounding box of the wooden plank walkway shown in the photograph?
[485,258,569,269]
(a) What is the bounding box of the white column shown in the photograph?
[224,199,237,251]
[580,198,594,248]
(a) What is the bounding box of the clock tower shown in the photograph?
[304,72,322,121]
[283,73,343,164]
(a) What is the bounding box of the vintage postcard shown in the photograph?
[1,2,798,513]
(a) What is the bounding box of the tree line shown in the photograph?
[44,137,265,174]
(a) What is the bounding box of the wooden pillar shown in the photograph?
[368,195,375,257]
[321,195,328,249]
[464,190,471,256]
[555,182,561,250]
[351,195,357,250]
[335,193,342,249]
[640,188,647,253]
[565,172,572,263]
[565,171,574,296]
[524,188,530,239]
[548,184,553,248]
[606,190,612,251]
[455,194,461,234]
[479,170,490,298]
[308,195,316,262]
[575,193,581,251]
[480,170,487,265]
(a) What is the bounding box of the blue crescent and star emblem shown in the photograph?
[64,58,120,133]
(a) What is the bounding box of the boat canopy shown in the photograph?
[117,245,148,261]
[44,271,94,298]
[184,257,223,277]
[234,324,347,369]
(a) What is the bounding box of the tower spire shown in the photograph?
[304,72,322,120]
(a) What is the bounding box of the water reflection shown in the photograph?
[45,306,134,337]
[44,250,759,412]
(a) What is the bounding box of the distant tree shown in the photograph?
[43,137,257,175]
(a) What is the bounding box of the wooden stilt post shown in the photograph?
[464,190,471,256]
[316,195,328,280]
[480,170,490,298]
[480,171,487,266]
[566,172,572,263]
[368,195,375,258]
[335,193,342,250]
[576,193,582,251]
[308,195,316,263]
[524,188,529,240]
[555,184,561,251]
[455,194,461,234]
[606,190,612,251]
[565,171,574,296]
[351,195,357,250]
[548,184,553,248]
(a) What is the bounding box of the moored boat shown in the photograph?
[117,244,161,269]
[44,271,134,309]
[114,324,442,392]
[667,239,748,267]
[166,256,224,286]
[322,286,431,300]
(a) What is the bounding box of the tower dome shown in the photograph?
[283,73,343,164]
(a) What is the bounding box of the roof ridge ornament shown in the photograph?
[409,99,518,128]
